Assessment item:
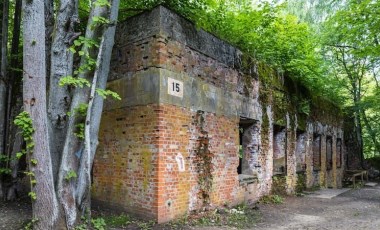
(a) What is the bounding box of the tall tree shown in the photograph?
[6,0,23,201]
[0,0,10,199]
[22,0,59,228]
[21,0,120,228]
[322,0,380,159]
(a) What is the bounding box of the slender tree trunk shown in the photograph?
[22,0,59,228]
[6,0,22,149]
[77,0,120,216]
[6,125,22,201]
[45,0,54,86]
[0,0,10,200]
[48,0,78,184]
[352,87,364,166]
[4,0,22,201]
[0,0,9,157]
[57,1,109,227]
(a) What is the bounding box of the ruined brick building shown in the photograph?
[92,6,346,223]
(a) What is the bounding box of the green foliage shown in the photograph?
[14,111,34,142]
[259,194,284,204]
[14,111,38,201]
[94,0,111,8]
[30,158,38,165]
[238,145,243,158]
[103,214,132,227]
[59,76,91,88]
[296,173,307,194]
[321,0,380,157]
[23,218,39,230]
[28,191,37,201]
[95,88,121,100]
[74,123,85,139]
[91,218,106,230]
[68,103,89,117]
[16,150,26,159]
[0,154,11,175]
[0,167,11,175]
[91,16,110,29]
[272,175,287,195]
[65,170,78,181]
[118,0,211,22]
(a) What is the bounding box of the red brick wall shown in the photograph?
[93,103,250,222]
[93,105,160,219]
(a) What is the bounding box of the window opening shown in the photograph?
[313,134,321,171]
[296,131,306,172]
[237,118,260,175]
[326,136,333,170]
[337,138,342,168]
[273,125,287,175]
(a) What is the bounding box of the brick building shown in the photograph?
[92,6,345,223]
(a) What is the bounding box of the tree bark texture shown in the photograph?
[0,0,9,157]
[4,0,22,201]
[57,1,109,227]
[0,0,9,199]
[6,126,22,201]
[48,0,78,185]
[22,0,59,228]
[45,0,54,85]
[77,0,120,213]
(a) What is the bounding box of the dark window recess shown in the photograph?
[326,136,333,170]
[313,134,321,171]
[273,125,287,175]
[337,138,342,168]
[237,127,243,174]
[296,132,307,172]
[237,118,259,175]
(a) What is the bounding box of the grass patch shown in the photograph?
[259,194,284,204]
[102,214,132,228]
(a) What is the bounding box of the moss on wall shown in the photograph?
[296,173,306,193]
[271,175,287,196]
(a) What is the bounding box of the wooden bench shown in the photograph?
[344,170,368,187]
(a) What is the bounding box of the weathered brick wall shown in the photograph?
[93,105,160,219]
[93,5,347,223]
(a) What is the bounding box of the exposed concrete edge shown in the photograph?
[104,68,262,121]
[116,6,241,68]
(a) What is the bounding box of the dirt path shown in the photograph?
[1,184,380,229]
[0,198,31,230]
[255,184,380,230]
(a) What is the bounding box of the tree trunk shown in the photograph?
[77,0,120,215]
[22,0,59,228]
[56,1,109,227]
[6,124,22,201]
[0,0,10,200]
[4,0,22,201]
[48,0,78,184]
[45,0,54,85]
[352,86,364,167]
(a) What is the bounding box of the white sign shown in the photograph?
[176,153,185,172]
[168,77,183,98]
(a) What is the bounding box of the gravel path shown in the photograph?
[255,184,380,230]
